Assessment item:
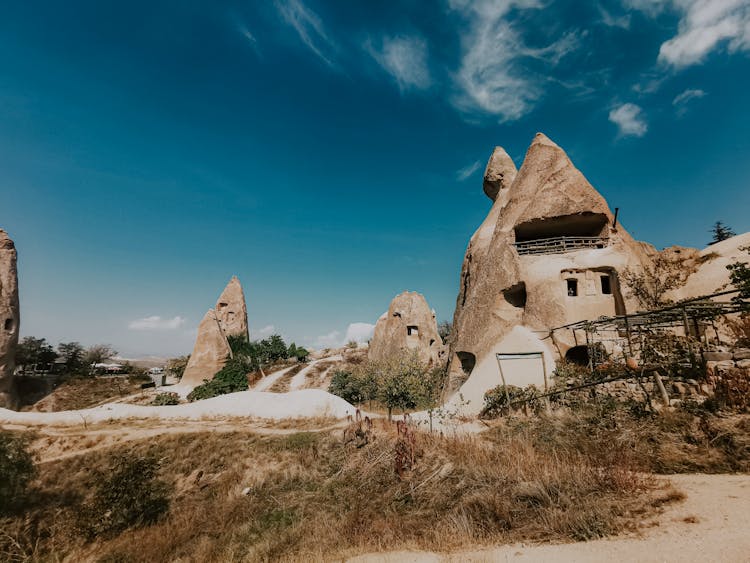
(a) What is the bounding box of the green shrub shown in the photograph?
[187,357,250,401]
[77,454,171,539]
[0,432,35,514]
[151,392,180,406]
[480,385,541,419]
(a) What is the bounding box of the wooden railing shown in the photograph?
[514,236,609,255]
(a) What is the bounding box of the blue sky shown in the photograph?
[2,0,749,357]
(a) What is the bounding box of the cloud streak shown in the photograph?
[609,103,648,137]
[627,0,750,68]
[456,160,482,181]
[366,35,432,91]
[275,0,337,67]
[128,316,186,331]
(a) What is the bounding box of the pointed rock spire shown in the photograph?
[214,276,249,341]
[482,147,517,201]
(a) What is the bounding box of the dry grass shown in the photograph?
[1,419,665,562]
[486,404,750,474]
[21,376,149,413]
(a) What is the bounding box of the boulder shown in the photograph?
[368,291,445,365]
[0,230,19,409]
[445,133,653,413]
[733,349,750,361]
[703,351,733,361]
[736,359,750,369]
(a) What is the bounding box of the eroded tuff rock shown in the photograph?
[181,277,248,387]
[446,133,653,412]
[0,230,19,409]
[483,146,517,202]
[215,275,249,341]
[368,291,445,365]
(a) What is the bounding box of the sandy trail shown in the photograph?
[350,473,750,562]
[253,365,296,391]
[289,356,342,391]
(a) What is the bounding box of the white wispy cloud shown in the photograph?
[312,322,375,349]
[344,322,375,344]
[366,35,432,91]
[609,103,648,137]
[128,316,186,331]
[250,324,276,339]
[626,0,750,68]
[456,160,482,181]
[448,0,579,122]
[275,0,337,67]
[599,4,631,29]
[672,87,707,116]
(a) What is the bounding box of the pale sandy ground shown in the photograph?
[350,473,750,563]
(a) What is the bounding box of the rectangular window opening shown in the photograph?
[566,279,578,297]
[407,325,419,336]
[600,275,612,295]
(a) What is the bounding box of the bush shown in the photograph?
[187,357,250,401]
[151,392,180,406]
[480,385,541,419]
[77,453,170,539]
[0,432,35,514]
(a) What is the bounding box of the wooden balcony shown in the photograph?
[514,236,609,256]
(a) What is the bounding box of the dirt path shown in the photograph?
[350,474,750,563]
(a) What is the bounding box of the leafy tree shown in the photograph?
[165,355,190,379]
[287,342,297,357]
[14,336,57,372]
[262,334,289,362]
[57,342,85,374]
[346,340,358,349]
[84,344,117,370]
[709,221,736,244]
[294,346,310,362]
[438,320,452,342]
[0,432,35,514]
[621,254,682,310]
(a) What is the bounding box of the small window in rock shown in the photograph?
[217,302,228,311]
[566,279,578,297]
[429,339,435,347]
[393,312,402,318]
[600,275,612,295]
[4,318,13,331]
[407,325,419,336]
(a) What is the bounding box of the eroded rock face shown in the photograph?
[215,276,249,341]
[181,277,248,387]
[483,147,517,202]
[446,134,652,412]
[368,291,445,365]
[0,230,20,409]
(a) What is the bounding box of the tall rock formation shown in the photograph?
[0,230,20,409]
[446,134,652,413]
[215,275,249,341]
[181,276,249,387]
[368,291,445,365]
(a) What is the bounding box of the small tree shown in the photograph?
[57,342,85,374]
[709,221,735,244]
[14,336,57,372]
[84,344,118,372]
[294,346,310,362]
[438,320,452,342]
[727,246,750,302]
[287,342,297,358]
[621,254,682,311]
